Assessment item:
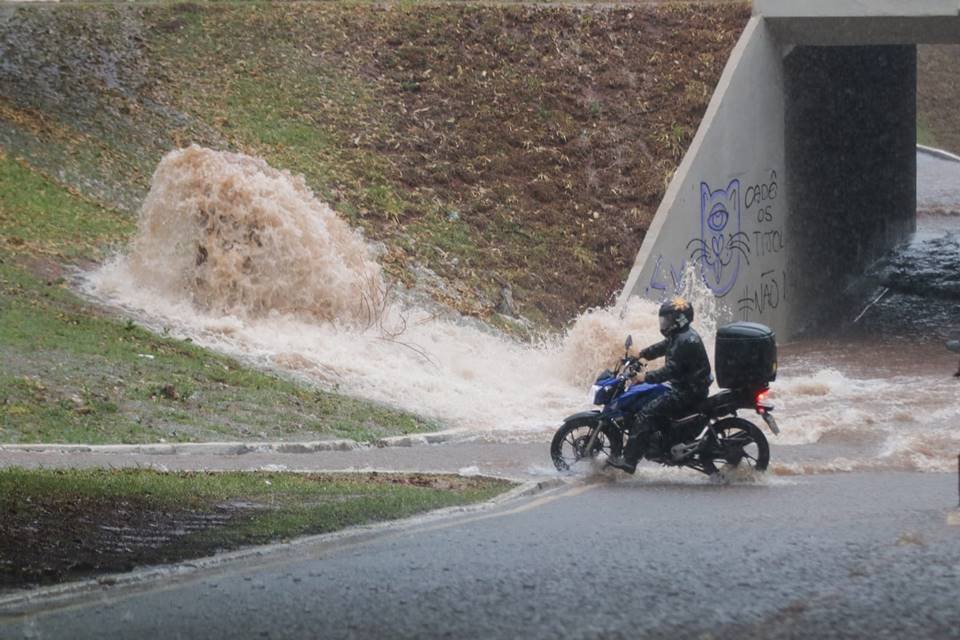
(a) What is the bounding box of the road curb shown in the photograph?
[0,476,566,616]
[917,143,960,163]
[0,433,462,456]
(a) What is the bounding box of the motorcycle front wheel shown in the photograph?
[550,417,622,472]
[700,417,770,475]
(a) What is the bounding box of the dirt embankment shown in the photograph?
[0,3,749,326]
[918,45,960,155]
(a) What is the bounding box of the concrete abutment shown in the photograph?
[619,1,959,339]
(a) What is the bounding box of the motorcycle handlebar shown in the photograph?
[618,358,646,380]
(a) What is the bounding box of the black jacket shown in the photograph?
[639,326,713,396]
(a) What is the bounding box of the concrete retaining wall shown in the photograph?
[754,0,959,19]
[620,3,938,339]
[619,17,791,331]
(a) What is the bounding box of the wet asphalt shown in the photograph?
[3,471,959,640]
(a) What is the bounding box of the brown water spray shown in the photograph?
[125,146,384,326]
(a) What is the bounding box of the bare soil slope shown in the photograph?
[918,45,960,154]
[0,3,749,326]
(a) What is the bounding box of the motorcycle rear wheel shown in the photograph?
[701,417,770,475]
[550,417,622,472]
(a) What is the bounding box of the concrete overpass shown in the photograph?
[619,0,960,338]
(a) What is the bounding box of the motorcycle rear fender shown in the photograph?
[562,410,602,424]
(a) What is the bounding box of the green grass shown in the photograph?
[917,114,938,147]
[0,259,436,443]
[0,152,134,258]
[1,468,511,530]
[0,152,437,444]
[0,468,514,587]
[165,14,411,226]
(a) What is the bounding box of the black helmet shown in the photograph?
[658,297,693,337]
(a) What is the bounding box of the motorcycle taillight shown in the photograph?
[755,388,774,413]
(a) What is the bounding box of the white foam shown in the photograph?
[83,147,960,474]
[86,148,674,433]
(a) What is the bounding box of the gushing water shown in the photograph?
[85,147,960,474]
[89,147,668,437]
[120,147,383,324]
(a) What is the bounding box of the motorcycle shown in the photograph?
[550,335,780,476]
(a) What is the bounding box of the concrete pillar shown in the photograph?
[783,45,916,334]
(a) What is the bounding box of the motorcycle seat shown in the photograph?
[669,390,740,430]
[697,390,737,415]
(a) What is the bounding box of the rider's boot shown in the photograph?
[606,434,641,474]
[644,429,664,459]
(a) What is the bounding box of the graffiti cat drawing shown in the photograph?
[687,179,750,296]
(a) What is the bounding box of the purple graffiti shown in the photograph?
[646,256,687,300]
[687,179,750,297]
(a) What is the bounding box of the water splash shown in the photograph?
[84,147,960,474]
[118,146,383,325]
[558,262,722,388]
[89,147,667,433]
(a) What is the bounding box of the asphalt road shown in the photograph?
[3,471,959,640]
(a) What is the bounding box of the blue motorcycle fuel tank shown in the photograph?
[591,375,619,405]
[607,382,668,414]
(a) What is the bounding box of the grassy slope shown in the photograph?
[0,151,435,444]
[0,3,751,443]
[0,2,750,326]
[0,468,512,588]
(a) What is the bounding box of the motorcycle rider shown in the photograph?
[607,297,713,474]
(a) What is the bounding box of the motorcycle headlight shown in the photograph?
[589,385,602,404]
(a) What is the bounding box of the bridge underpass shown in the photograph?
[619,0,960,339]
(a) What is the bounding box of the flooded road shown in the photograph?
[846,150,960,345]
[80,147,960,477]
[768,150,960,474]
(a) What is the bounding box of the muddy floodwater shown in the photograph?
[83,148,960,477]
[772,151,960,474]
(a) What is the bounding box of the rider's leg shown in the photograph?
[607,415,654,473]
[638,393,685,457]
[607,438,640,474]
[659,388,709,451]
[607,394,678,473]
